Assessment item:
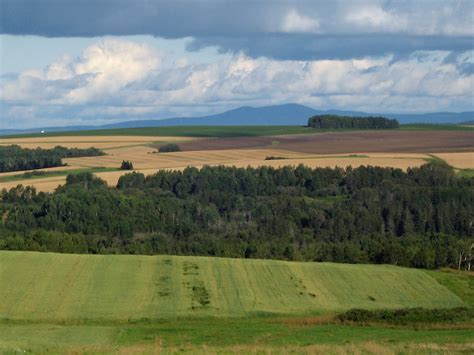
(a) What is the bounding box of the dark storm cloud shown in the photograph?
[1,0,473,60]
[0,0,273,37]
[187,34,474,61]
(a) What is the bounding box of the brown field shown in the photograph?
[431,152,474,169]
[0,130,472,192]
[179,131,474,154]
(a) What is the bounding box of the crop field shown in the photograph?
[0,128,472,192]
[0,251,472,353]
[0,135,196,149]
[0,149,431,191]
[431,152,474,169]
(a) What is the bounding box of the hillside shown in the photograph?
[0,251,465,322]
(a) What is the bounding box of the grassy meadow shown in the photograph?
[2,123,473,139]
[0,126,315,139]
[0,251,472,352]
[0,251,465,322]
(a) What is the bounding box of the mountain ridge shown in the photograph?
[1,103,472,136]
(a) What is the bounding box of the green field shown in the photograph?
[0,126,315,138]
[0,251,472,352]
[2,319,473,353]
[2,123,473,139]
[0,167,119,183]
[0,251,465,322]
[400,123,474,131]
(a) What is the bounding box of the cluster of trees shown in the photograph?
[158,143,181,153]
[308,115,400,129]
[120,160,134,170]
[0,145,104,173]
[0,163,472,269]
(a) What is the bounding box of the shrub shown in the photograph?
[337,307,474,325]
[158,144,181,153]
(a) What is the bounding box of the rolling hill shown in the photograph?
[0,251,465,322]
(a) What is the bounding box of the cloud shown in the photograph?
[281,9,320,33]
[1,39,159,105]
[345,5,405,30]
[187,34,473,61]
[1,39,473,128]
[1,0,472,60]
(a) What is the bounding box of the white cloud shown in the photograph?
[281,9,320,33]
[345,5,405,31]
[65,39,160,104]
[1,38,473,128]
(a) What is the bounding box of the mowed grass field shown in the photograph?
[0,251,465,322]
[0,251,472,353]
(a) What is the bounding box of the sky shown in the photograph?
[0,0,473,129]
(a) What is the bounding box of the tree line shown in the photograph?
[0,163,472,269]
[0,145,104,173]
[308,115,400,129]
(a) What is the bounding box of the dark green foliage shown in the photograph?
[308,115,399,129]
[337,307,474,325]
[265,156,287,160]
[117,171,145,189]
[0,145,104,173]
[21,171,47,178]
[64,172,107,189]
[0,163,472,269]
[120,160,134,170]
[158,143,181,153]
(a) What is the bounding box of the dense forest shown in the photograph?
[308,115,400,129]
[0,145,104,173]
[0,163,472,269]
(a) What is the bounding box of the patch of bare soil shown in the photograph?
[179,131,474,154]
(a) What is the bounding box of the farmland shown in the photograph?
[0,149,433,192]
[2,123,473,139]
[0,126,472,352]
[0,125,473,192]
[0,251,465,321]
[0,251,472,353]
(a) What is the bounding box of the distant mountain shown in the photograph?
[100,104,319,128]
[81,104,474,128]
[0,104,472,136]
